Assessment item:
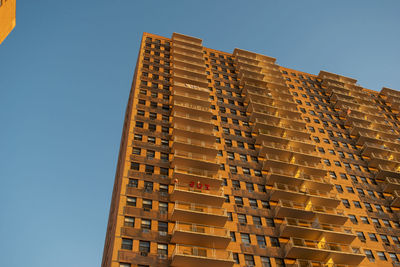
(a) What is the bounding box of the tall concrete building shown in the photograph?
[0,0,16,45]
[102,32,400,267]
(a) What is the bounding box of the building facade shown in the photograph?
[101,32,400,267]
[0,0,16,45]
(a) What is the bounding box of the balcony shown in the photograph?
[173,45,203,59]
[280,218,356,243]
[375,164,400,180]
[172,125,215,143]
[274,200,348,224]
[362,142,400,158]
[262,154,326,177]
[265,168,333,192]
[172,136,217,156]
[173,54,205,70]
[244,89,297,109]
[379,176,400,193]
[285,238,364,265]
[172,101,212,118]
[368,154,400,172]
[173,61,207,78]
[170,202,228,227]
[173,72,208,88]
[269,183,340,207]
[173,111,214,131]
[289,259,356,267]
[172,166,221,188]
[171,222,230,248]
[249,107,305,125]
[247,100,302,119]
[173,81,209,98]
[171,244,234,267]
[172,33,203,46]
[391,190,400,207]
[259,141,320,164]
[172,150,220,172]
[170,184,225,206]
[253,119,309,138]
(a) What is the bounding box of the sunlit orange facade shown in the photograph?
[0,0,16,45]
[102,32,400,267]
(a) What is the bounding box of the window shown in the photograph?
[342,199,350,208]
[266,218,275,227]
[158,221,168,233]
[143,199,152,210]
[159,202,168,212]
[329,171,337,179]
[372,218,381,227]
[380,234,389,244]
[132,147,141,155]
[361,216,369,224]
[128,179,138,188]
[235,196,243,205]
[145,165,154,174]
[356,231,366,241]
[141,219,151,230]
[335,185,343,193]
[365,249,375,262]
[233,253,239,264]
[144,181,153,191]
[349,215,358,224]
[131,162,140,170]
[389,253,399,262]
[377,251,387,261]
[230,231,236,242]
[369,233,378,241]
[121,238,133,250]
[139,240,150,253]
[241,233,250,244]
[120,263,130,267]
[127,197,137,206]
[134,134,142,141]
[353,201,361,208]
[257,235,266,248]
[275,258,286,267]
[146,150,155,159]
[346,186,354,193]
[244,254,255,266]
[249,199,258,207]
[261,256,271,267]
[230,165,237,174]
[157,243,168,255]
[124,217,135,227]
[270,237,280,247]
[237,213,247,224]
[148,136,155,143]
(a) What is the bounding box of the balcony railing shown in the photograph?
[260,141,319,160]
[266,168,332,191]
[269,182,339,207]
[173,136,217,150]
[171,244,234,267]
[173,166,221,187]
[171,202,228,227]
[289,259,356,267]
[171,184,225,206]
[171,222,230,248]
[280,217,355,243]
[275,200,347,224]
[285,237,364,264]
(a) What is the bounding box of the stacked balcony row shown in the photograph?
[170,33,234,267]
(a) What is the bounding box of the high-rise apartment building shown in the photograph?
[102,32,400,267]
[0,0,16,44]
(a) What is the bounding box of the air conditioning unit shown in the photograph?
[158,254,167,259]
[159,231,167,236]
[140,252,148,257]
[142,229,150,233]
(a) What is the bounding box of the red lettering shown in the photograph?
[204,184,210,190]
[189,181,194,187]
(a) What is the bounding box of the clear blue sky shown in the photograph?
[1,1,399,266]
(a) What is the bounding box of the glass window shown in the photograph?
[121,238,133,250]
[241,233,250,244]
